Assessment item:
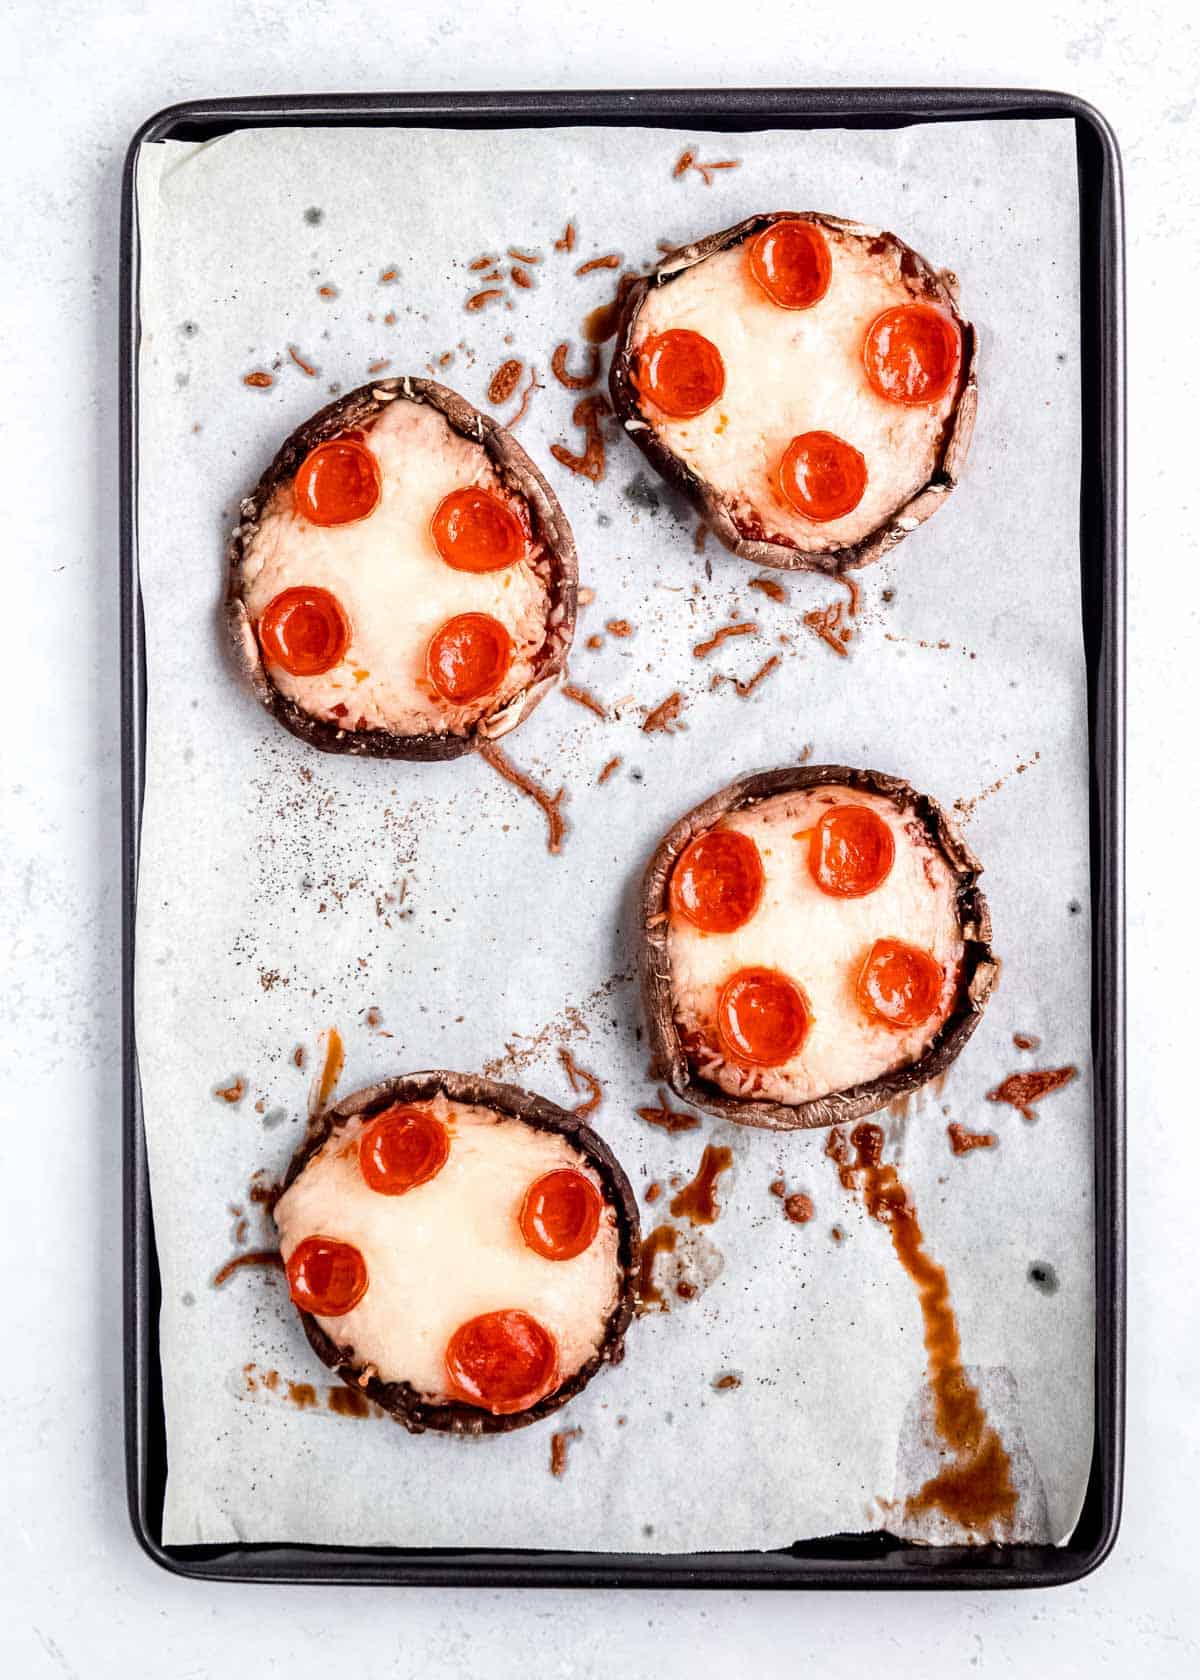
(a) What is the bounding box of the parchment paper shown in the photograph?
[134,120,1093,1551]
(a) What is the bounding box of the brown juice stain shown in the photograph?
[1012,1032,1041,1052]
[287,1382,318,1409]
[669,1145,734,1227]
[986,1066,1077,1122]
[311,1026,344,1114]
[211,1249,284,1288]
[327,1386,371,1418]
[826,1123,1018,1537]
[636,1224,678,1312]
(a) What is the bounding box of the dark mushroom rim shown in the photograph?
[277,1070,641,1435]
[640,765,998,1131]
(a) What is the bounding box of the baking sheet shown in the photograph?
[134,119,1093,1552]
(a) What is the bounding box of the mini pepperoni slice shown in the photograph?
[670,828,765,934]
[293,436,382,526]
[634,329,725,419]
[748,218,832,310]
[258,586,351,676]
[857,938,944,1028]
[358,1105,449,1195]
[717,967,811,1067]
[807,804,895,898]
[426,612,513,703]
[863,304,960,406]
[431,486,527,573]
[444,1309,559,1415]
[520,1168,603,1261]
[778,431,867,522]
[285,1236,368,1317]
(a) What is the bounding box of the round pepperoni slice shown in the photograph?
[807,805,895,898]
[258,586,351,676]
[863,304,960,406]
[717,967,811,1067]
[431,486,527,573]
[748,219,832,310]
[426,613,513,703]
[670,829,765,934]
[293,436,382,526]
[857,938,944,1028]
[285,1236,368,1317]
[634,329,725,419]
[358,1105,449,1195]
[444,1309,559,1415]
[520,1168,603,1261]
[778,431,867,522]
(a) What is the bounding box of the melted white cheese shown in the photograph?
[241,399,551,735]
[634,227,957,552]
[274,1094,621,1401]
[667,789,964,1104]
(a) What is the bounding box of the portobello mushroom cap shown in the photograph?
[610,213,977,574]
[276,1071,640,1435]
[227,379,577,760]
[640,766,997,1131]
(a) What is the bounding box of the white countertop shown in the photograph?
[3,0,1195,1673]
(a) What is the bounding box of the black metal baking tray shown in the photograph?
[120,86,1125,1588]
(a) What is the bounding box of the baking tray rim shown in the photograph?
[120,84,1125,1589]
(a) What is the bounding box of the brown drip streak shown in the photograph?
[561,682,608,719]
[313,1027,344,1114]
[947,1123,997,1156]
[693,622,757,658]
[211,1249,284,1288]
[506,365,542,428]
[480,742,566,854]
[575,253,621,275]
[642,691,685,734]
[549,1426,583,1476]
[287,345,318,377]
[558,1046,603,1117]
[803,599,852,657]
[749,575,788,604]
[636,1224,678,1312]
[550,394,610,482]
[669,1145,734,1226]
[986,1066,1077,1122]
[327,1386,371,1418]
[635,1088,700,1133]
[826,1124,1018,1536]
[713,655,780,697]
[551,342,602,390]
[487,358,524,405]
[466,288,504,311]
[597,755,622,785]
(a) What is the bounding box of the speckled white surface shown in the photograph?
[2,0,1196,1674]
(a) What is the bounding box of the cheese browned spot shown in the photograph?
[274,1094,621,1403]
[667,789,964,1105]
[632,224,960,553]
[241,400,551,737]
